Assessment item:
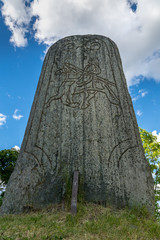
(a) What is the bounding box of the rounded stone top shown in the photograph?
[47,34,118,55]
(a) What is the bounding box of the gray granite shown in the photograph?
[0,35,154,214]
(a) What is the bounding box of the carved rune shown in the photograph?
[46,59,120,109]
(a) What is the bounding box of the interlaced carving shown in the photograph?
[46,59,120,109]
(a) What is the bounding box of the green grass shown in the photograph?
[0,203,160,240]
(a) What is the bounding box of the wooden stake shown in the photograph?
[71,171,79,216]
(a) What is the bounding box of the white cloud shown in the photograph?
[136,110,142,116]
[152,130,160,143]
[6,93,11,98]
[1,0,160,85]
[132,96,139,102]
[0,113,7,126]
[12,145,20,151]
[138,89,148,98]
[1,0,31,47]
[132,88,148,102]
[12,109,23,120]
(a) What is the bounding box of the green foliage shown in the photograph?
[0,195,3,206]
[139,128,160,218]
[0,191,4,206]
[0,149,18,185]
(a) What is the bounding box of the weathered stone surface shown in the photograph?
[0,35,154,214]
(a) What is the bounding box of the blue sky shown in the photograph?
[0,0,160,150]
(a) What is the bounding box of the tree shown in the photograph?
[139,128,160,217]
[0,149,18,185]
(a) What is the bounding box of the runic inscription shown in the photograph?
[46,59,120,109]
